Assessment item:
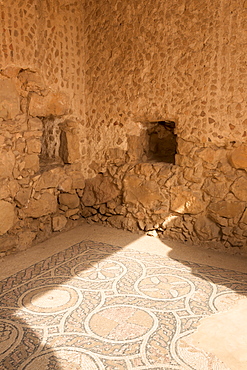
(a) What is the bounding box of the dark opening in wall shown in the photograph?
[147,121,177,164]
[40,116,63,168]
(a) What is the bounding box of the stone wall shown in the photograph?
[0,0,85,118]
[0,0,86,256]
[80,0,247,254]
[0,67,87,255]
[1,0,247,256]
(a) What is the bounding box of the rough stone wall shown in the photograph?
[0,67,86,255]
[82,0,247,253]
[84,0,247,166]
[1,0,247,256]
[0,0,86,256]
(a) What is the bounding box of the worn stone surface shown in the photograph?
[15,188,32,207]
[35,168,72,192]
[0,151,15,179]
[29,91,70,117]
[18,70,45,92]
[203,178,230,199]
[24,193,57,218]
[59,193,80,209]
[24,154,39,172]
[68,171,85,190]
[123,174,164,209]
[0,201,15,235]
[208,201,245,220]
[194,215,220,240]
[59,121,80,163]
[52,215,67,232]
[17,231,36,251]
[0,234,17,253]
[170,187,205,215]
[229,146,247,169]
[240,209,247,225]
[231,177,247,201]
[82,174,120,206]
[0,77,20,119]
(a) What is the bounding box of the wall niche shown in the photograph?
[146,121,177,164]
[40,116,63,169]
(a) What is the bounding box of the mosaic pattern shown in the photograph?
[0,240,247,369]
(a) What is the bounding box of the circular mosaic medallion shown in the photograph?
[25,349,101,370]
[21,286,79,314]
[89,306,154,341]
[214,293,243,311]
[0,320,22,357]
[138,274,191,299]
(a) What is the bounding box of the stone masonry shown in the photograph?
[0,0,247,256]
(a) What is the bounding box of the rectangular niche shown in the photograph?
[40,116,64,168]
[147,120,177,164]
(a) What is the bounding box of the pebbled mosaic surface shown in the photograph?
[0,240,247,369]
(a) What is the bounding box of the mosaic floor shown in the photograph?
[0,240,247,370]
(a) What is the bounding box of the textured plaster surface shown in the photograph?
[84,0,247,169]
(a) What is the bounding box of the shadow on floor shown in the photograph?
[1,228,247,369]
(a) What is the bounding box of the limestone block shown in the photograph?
[196,147,225,165]
[123,174,164,208]
[35,167,71,191]
[184,166,203,184]
[157,163,174,179]
[107,215,124,229]
[0,151,15,179]
[24,154,39,172]
[202,178,229,199]
[127,134,146,161]
[28,117,43,131]
[196,148,217,163]
[18,70,45,92]
[0,234,17,253]
[208,201,245,219]
[15,138,26,153]
[29,91,70,117]
[177,138,194,155]
[0,179,12,199]
[65,208,80,218]
[24,193,57,218]
[17,230,36,251]
[81,207,97,217]
[9,180,19,198]
[59,193,80,209]
[170,186,205,214]
[229,145,247,169]
[52,215,67,231]
[134,162,153,178]
[58,177,73,193]
[59,121,80,164]
[26,138,42,154]
[82,174,120,206]
[231,177,247,201]
[15,188,32,207]
[240,209,247,224]
[0,201,15,235]
[1,66,21,78]
[0,77,20,119]
[68,171,85,190]
[194,215,220,240]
